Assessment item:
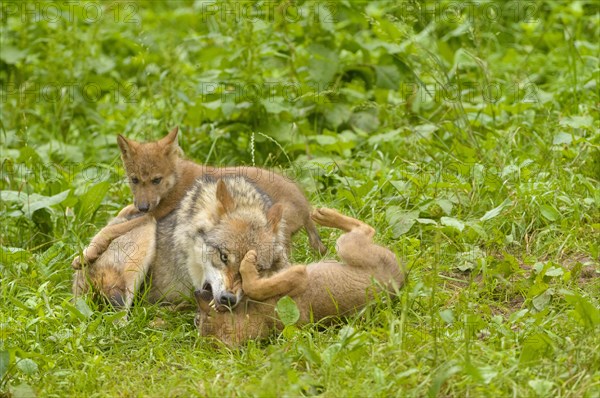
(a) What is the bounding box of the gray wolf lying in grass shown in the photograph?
[72,177,290,311]
[71,126,325,269]
[194,208,405,347]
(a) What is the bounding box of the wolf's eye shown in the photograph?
[152,177,162,185]
[219,252,228,264]
[131,177,139,184]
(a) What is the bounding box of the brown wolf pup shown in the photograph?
[72,126,325,269]
[194,208,405,347]
[71,210,157,309]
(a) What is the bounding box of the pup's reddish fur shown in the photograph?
[195,208,405,347]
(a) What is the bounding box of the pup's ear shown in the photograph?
[194,290,215,315]
[160,126,180,157]
[117,134,136,158]
[267,203,283,233]
[216,179,234,216]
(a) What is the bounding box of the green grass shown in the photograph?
[1,1,599,396]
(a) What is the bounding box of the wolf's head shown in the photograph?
[117,126,181,213]
[200,179,288,311]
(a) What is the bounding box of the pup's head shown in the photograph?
[200,179,288,311]
[193,289,271,347]
[87,266,128,309]
[117,126,181,213]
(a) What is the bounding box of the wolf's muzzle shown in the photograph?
[217,291,237,307]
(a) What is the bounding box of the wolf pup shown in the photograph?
[72,126,325,269]
[73,177,290,311]
[194,208,405,347]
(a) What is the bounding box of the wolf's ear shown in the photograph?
[117,135,135,158]
[160,126,180,157]
[267,203,284,233]
[216,179,234,216]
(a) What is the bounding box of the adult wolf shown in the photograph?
[71,126,325,269]
[72,176,290,311]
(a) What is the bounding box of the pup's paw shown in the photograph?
[240,250,259,277]
[71,256,83,270]
[311,207,342,227]
[81,246,101,265]
[117,204,140,218]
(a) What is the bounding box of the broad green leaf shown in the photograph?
[368,129,402,145]
[76,181,111,219]
[413,124,438,138]
[533,262,546,274]
[261,98,290,115]
[436,199,453,216]
[559,115,593,129]
[528,379,554,397]
[374,65,400,89]
[539,205,560,221]
[349,111,380,134]
[0,45,28,64]
[545,266,564,277]
[520,332,553,363]
[307,43,339,85]
[439,309,455,324]
[532,288,553,311]
[276,296,300,326]
[466,221,488,240]
[510,309,529,323]
[324,103,352,129]
[552,132,574,145]
[74,297,94,319]
[313,135,338,146]
[441,216,465,232]
[480,200,512,221]
[2,190,70,217]
[16,358,38,375]
[386,208,419,237]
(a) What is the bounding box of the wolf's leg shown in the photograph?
[305,217,327,255]
[311,207,375,238]
[312,208,399,274]
[118,221,157,310]
[116,204,139,218]
[71,214,153,269]
[240,250,308,301]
